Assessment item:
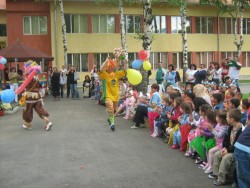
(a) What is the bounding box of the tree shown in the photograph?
[136,0,153,94]
[58,0,68,66]
[119,0,127,55]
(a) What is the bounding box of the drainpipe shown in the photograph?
[54,0,58,67]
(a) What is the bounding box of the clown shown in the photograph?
[19,60,53,131]
[98,56,127,131]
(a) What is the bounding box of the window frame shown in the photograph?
[23,16,48,35]
[91,14,115,33]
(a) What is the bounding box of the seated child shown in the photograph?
[115,90,135,119]
[151,96,172,138]
[83,75,91,98]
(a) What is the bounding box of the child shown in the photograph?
[203,110,228,174]
[240,98,250,126]
[115,90,135,119]
[165,97,183,145]
[91,81,101,100]
[186,104,211,158]
[211,93,225,110]
[191,109,217,166]
[83,75,91,98]
[171,102,191,150]
[151,96,172,138]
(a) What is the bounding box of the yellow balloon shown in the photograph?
[143,60,151,70]
[127,69,142,85]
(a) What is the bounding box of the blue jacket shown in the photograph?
[194,69,207,84]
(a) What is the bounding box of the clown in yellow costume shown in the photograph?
[98,57,127,131]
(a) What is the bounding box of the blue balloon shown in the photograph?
[0,89,15,103]
[132,59,143,69]
[0,57,7,64]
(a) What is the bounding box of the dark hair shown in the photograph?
[199,104,212,114]
[151,83,159,91]
[216,110,228,125]
[228,108,242,122]
[193,97,208,112]
[206,109,217,124]
[212,93,224,103]
[242,98,250,109]
[169,93,181,101]
[168,64,175,71]
[174,97,183,107]
[180,103,192,114]
[229,98,240,108]
[210,61,220,70]
[185,92,195,101]
[189,64,197,70]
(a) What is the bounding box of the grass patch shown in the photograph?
[239,80,250,83]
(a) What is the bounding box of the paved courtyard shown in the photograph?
[0,91,236,188]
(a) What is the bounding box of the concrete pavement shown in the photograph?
[0,94,233,188]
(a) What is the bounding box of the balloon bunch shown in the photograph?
[126,50,151,86]
[114,48,126,61]
[0,56,7,70]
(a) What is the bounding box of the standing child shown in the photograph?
[203,110,228,174]
[171,102,191,150]
[83,75,91,98]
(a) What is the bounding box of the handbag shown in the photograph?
[74,72,80,81]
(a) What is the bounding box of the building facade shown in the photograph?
[2,0,250,79]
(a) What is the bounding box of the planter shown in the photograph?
[0,110,4,116]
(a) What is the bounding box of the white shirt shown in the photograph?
[185,69,197,83]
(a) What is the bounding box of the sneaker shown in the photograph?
[208,174,218,179]
[22,124,32,130]
[185,151,192,157]
[204,167,213,174]
[198,162,207,169]
[131,125,139,129]
[195,158,203,164]
[171,144,180,149]
[213,180,226,186]
[45,122,53,131]
[110,124,115,131]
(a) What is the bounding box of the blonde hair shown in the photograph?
[193,84,208,97]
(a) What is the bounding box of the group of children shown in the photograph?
[82,75,101,100]
[94,76,249,187]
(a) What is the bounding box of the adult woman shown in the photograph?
[185,64,197,86]
[67,66,80,100]
[51,67,60,100]
[210,62,222,85]
[164,64,176,86]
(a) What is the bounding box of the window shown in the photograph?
[0,24,7,36]
[195,52,214,67]
[172,52,192,69]
[23,16,47,35]
[221,52,237,60]
[125,15,142,33]
[195,17,214,34]
[243,18,250,34]
[219,18,234,34]
[241,52,250,67]
[65,14,87,33]
[152,16,166,33]
[171,16,191,34]
[67,53,88,72]
[93,53,112,68]
[92,15,115,33]
[149,52,168,70]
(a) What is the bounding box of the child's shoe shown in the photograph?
[123,116,129,119]
[171,144,180,149]
[179,148,185,152]
[151,133,158,138]
[204,167,213,174]
[45,122,53,131]
[185,151,192,157]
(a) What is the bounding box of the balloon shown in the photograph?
[0,89,15,103]
[126,69,142,85]
[132,59,143,69]
[143,60,152,71]
[138,50,149,61]
[15,69,37,94]
[0,57,7,64]
[0,64,4,70]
